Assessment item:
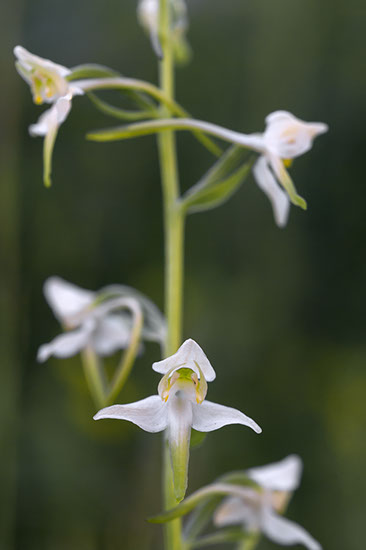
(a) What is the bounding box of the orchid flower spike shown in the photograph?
[14,46,85,187]
[37,277,165,362]
[252,111,328,227]
[94,339,261,501]
[213,455,321,550]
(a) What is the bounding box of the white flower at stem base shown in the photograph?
[37,277,160,362]
[252,111,328,227]
[94,339,261,502]
[213,455,321,550]
[14,46,85,186]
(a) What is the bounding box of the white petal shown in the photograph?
[29,96,71,137]
[253,156,290,227]
[191,400,262,434]
[43,277,94,325]
[93,395,168,433]
[261,507,322,550]
[153,339,216,382]
[92,315,131,356]
[37,326,91,362]
[29,104,57,137]
[214,496,260,530]
[247,455,302,492]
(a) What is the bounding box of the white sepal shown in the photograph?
[261,507,322,550]
[37,324,92,362]
[94,396,168,432]
[43,276,94,325]
[192,400,262,434]
[246,455,302,492]
[153,339,216,382]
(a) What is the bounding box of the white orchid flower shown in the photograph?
[251,111,328,227]
[213,455,321,550]
[94,339,261,501]
[37,277,165,362]
[137,0,162,57]
[137,0,190,62]
[14,46,84,186]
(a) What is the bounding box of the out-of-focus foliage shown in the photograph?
[0,0,365,549]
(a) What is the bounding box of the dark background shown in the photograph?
[1,0,365,549]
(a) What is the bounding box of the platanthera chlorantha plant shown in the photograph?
[16,0,327,548]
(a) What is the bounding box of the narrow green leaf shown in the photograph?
[191,145,247,188]
[181,158,255,214]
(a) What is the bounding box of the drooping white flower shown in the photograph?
[94,339,261,500]
[252,111,328,227]
[37,277,165,362]
[213,455,321,550]
[14,46,84,186]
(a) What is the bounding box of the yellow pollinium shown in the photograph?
[158,365,208,404]
[159,370,180,402]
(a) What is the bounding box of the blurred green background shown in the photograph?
[1,0,365,549]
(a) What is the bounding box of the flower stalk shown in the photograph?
[158,0,184,546]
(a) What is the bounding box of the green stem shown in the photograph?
[81,346,107,408]
[158,0,184,366]
[158,0,185,548]
[236,532,260,550]
[106,302,143,404]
